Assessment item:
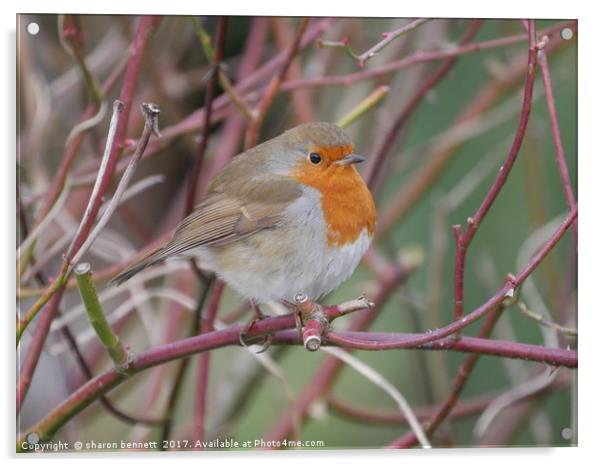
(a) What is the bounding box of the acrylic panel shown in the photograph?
[16,15,577,452]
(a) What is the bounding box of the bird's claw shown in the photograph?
[238,309,272,353]
[238,330,273,353]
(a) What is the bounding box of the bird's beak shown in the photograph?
[335,154,365,166]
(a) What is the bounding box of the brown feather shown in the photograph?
[111,174,302,285]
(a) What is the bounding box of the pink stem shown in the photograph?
[538,49,578,240]
[452,19,538,321]
[193,280,225,445]
[196,17,269,196]
[244,18,309,149]
[185,17,226,215]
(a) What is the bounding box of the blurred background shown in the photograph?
[17,15,577,449]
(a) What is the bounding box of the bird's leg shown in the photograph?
[294,307,304,342]
[239,300,272,352]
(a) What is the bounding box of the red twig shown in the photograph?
[244,18,309,149]
[538,47,578,240]
[31,59,124,229]
[356,19,431,67]
[279,330,577,368]
[193,280,225,444]
[365,19,483,190]
[196,17,269,196]
[271,17,316,123]
[185,17,227,215]
[68,16,161,257]
[452,19,538,322]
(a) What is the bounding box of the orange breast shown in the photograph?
[292,165,376,247]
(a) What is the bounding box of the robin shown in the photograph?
[112,122,376,341]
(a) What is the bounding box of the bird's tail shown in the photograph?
[110,247,166,286]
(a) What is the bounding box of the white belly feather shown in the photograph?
[191,186,372,303]
[277,186,372,301]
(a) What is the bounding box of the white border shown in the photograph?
[3,1,599,466]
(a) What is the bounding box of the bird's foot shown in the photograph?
[238,301,272,353]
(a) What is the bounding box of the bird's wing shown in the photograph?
[110,168,303,286]
[158,176,302,258]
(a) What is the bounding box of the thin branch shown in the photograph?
[191,17,254,120]
[244,18,309,149]
[323,329,575,367]
[194,280,225,444]
[517,301,577,336]
[73,101,160,269]
[60,15,103,105]
[336,85,390,129]
[365,19,483,190]
[538,44,578,239]
[452,19,538,323]
[319,19,431,67]
[185,16,227,215]
[356,18,432,66]
[65,100,124,258]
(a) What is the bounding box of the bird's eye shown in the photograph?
[309,152,322,165]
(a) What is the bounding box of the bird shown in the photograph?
[112,122,376,324]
